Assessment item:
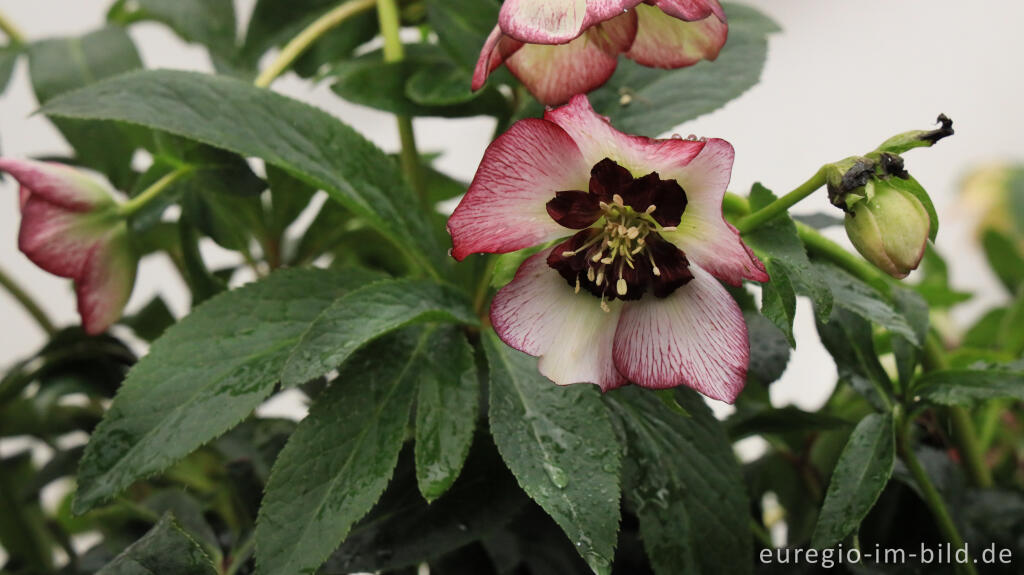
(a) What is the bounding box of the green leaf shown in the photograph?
[608,388,752,575]
[590,3,779,135]
[97,514,218,575]
[744,311,792,385]
[266,164,316,240]
[743,184,833,342]
[727,406,851,441]
[28,27,144,189]
[817,263,919,344]
[890,287,929,388]
[817,307,892,411]
[811,412,895,549]
[915,369,1024,406]
[73,267,380,514]
[120,296,175,342]
[483,332,621,575]
[282,279,478,387]
[982,229,1024,295]
[425,0,500,71]
[0,44,18,95]
[912,245,973,308]
[415,327,479,502]
[39,69,444,271]
[254,328,424,575]
[108,0,236,61]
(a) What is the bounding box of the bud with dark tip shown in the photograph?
[844,178,931,279]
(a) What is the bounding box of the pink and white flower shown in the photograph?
[473,0,728,106]
[448,95,767,403]
[1,158,136,335]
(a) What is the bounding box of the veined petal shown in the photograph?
[75,225,136,335]
[613,265,748,402]
[472,26,524,92]
[505,29,622,106]
[17,196,106,278]
[491,250,627,391]
[499,0,588,44]
[448,119,589,260]
[649,0,726,22]
[626,4,728,68]
[0,158,113,211]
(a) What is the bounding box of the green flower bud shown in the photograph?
[844,179,931,279]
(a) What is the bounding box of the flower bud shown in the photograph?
[844,179,931,279]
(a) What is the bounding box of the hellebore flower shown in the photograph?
[448,95,767,403]
[0,158,136,335]
[844,179,931,279]
[473,0,728,106]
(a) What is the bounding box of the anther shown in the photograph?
[616,278,628,296]
[612,194,625,206]
[574,276,581,294]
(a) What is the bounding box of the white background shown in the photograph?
[0,0,1018,418]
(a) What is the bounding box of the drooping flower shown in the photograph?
[1,158,137,335]
[844,178,931,279]
[448,95,767,403]
[473,0,728,106]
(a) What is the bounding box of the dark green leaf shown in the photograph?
[415,327,479,502]
[425,0,500,70]
[745,310,792,385]
[96,515,218,575]
[28,27,144,188]
[255,329,424,575]
[108,0,236,61]
[963,307,1008,350]
[282,279,478,386]
[817,307,892,411]
[912,245,973,308]
[817,263,918,344]
[40,70,444,271]
[142,490,220,560]
[982,229,1024,295]
[0,44,18,94]
[811,413,895,549]
[0,453,54,571]
[890,288,929,388]
[73,268,380,513]
[728,406,851,441]
[120,296,175,342]
[483,332,621,575]
[915,369,1024,406]
[608,388,752,575]
[266,164,316,239]
[590,3,779,135]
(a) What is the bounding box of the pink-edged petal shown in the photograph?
[472,26,524,92]
[649,0,726,22]
[448,119,590,260]
[626,4,728,68]
[499,0,588,44]
[505,26,625,106]
[491,250,627,391]
[17,196,106,278]
[75,225,136,335]
[0,158,112,211]
[612,264,748,402]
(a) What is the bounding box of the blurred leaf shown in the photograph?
[120,296,175,342]
[0,453,55,572]
[982,229,1024,295]
[213,418,296,484]
[483,332,621,575]
[96,514,218,575]
[890,288,929,388]
[912,245,973,308]
[281,279,479,387]
[142,490,220,561]
[425,0,500,70]
[817,307,892,411]
[255,329,423,575]
[744,310,792,385]
[0,44,18,94]
[915,368,1024,406]
[108,0,236,62]
[817,263,918,344]
[415,326,479,502]
[28,27,144,189]
[793,213,844,230]
[727,406,851,441]
[811,413,895,549]
[73,268,381,514]
[266,164,316,238]
[608,388,752,575]
[591,3,779,135]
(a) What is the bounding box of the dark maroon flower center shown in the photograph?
[545,158,693,305]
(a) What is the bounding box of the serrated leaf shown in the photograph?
[109,0,236,61]
[812,413,895,549]
[425,0,500,71]
[891,287,929,388]
[608,388,752,575]
[915,369,1024,406]
[817,263,918,344]
[817,307,892,411]
[73,268,380,513]
[255,329,424,575]
[97,515,217,575]
[483,332,621,575]
[282,279,478,387]
[39,69,444,272]
[744,310,792,385]
[591,3,779,135]
[415,327,479,501]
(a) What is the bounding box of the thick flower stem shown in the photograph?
[377,0,427,204]
[118,166,191,218]
[735,167,828,234]
[0,9,26,45]
[254,0,377,89]
[0,265,57,336]
[896,407,978,575]
[794,221,889,291]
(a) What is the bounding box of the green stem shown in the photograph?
[377,0,427,204]
[254,0,377,88]
[922,332,994,488]
[0,9,26,45]
[224,535,256,575]
[735,167,827,234]
[896,408,978,575]
[0,265,57,336]
[119,167,190,218]
[795,221,889,291]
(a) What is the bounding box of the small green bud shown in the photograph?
[844,178,931,279]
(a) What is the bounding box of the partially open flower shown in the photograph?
[473,0,728,106]
[844,178,931,279]
[1,158,136,335]
[448,95,766,403]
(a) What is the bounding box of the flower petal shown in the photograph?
[491,250,627,391]
[472,26,524,92]
[649,0,726,22]
[75,225,136,335]
[0,158,112,211]
[448,119,589,260]
[613,264,748,402]
[626,4,728,68]
[498,0,643,44]
[505,30,620,106]
[17,196,105,278]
